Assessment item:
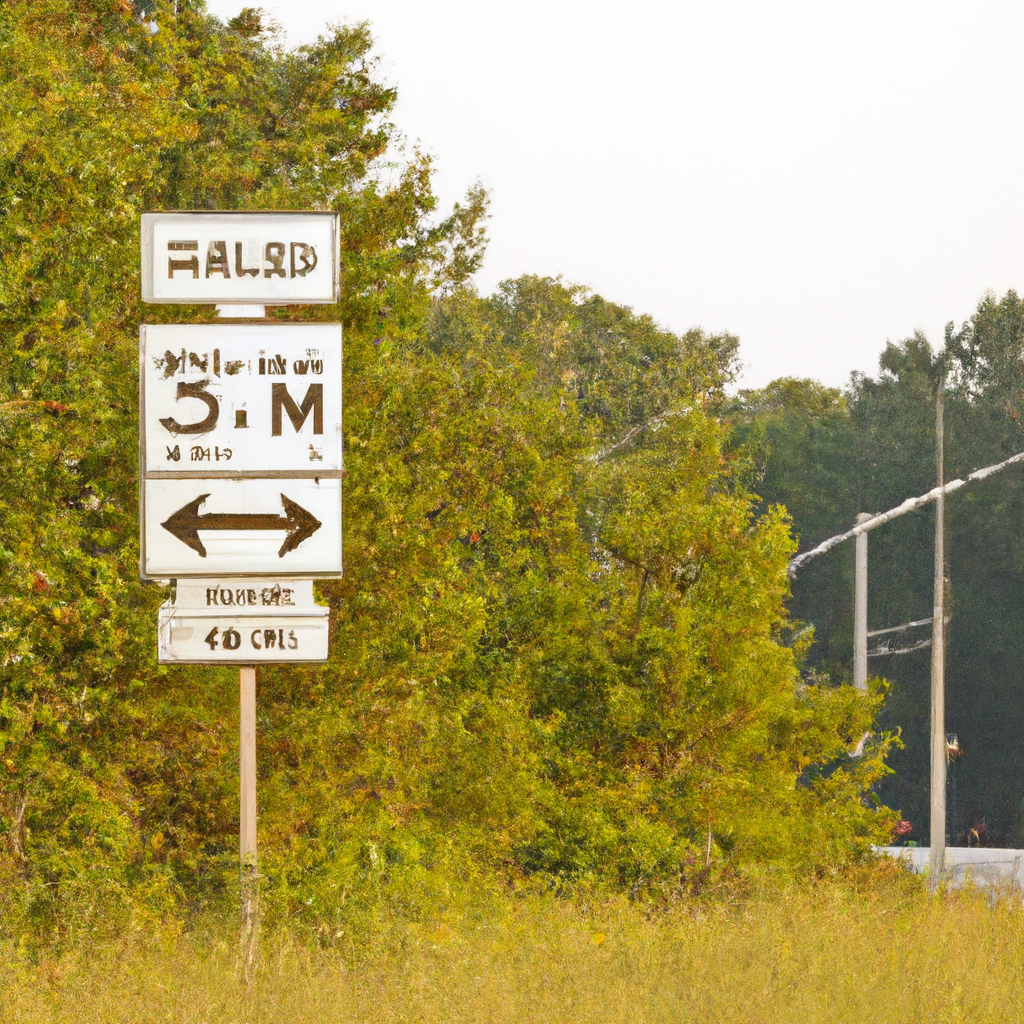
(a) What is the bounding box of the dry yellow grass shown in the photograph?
[3,880,1024,1023]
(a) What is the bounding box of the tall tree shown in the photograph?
[0,0,484,931]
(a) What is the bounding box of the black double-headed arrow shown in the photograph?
[161,493,322,557]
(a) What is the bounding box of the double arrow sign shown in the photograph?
[162,493,322,558]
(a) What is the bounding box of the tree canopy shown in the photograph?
[0,0,895,940]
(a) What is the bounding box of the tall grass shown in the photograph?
[3,876,1023,1023]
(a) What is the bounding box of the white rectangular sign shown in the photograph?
[142,477,342,577]
[139,323,342,579]
[141,323,342,475]
[141,212,339,305]
[158,580,329,663]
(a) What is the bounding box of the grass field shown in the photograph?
[3,875,1024,1023]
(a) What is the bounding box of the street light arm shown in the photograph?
[788,449,1024,577]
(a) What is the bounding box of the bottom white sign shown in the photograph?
[158,579,329,664]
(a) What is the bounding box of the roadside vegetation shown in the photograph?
[731,309,1024,847]
[4,873,1024,1023]
[4,2,1024,1016]
[0,0,895,941]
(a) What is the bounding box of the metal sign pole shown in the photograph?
[929,380,946,888]
[239,663,258,975]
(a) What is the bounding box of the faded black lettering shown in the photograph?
[290,242,318,278]
[204,626,219,649]
[222,628,241,650]
[168,254,199,279]
[157,349,186,379]
[271,383,323,436]
[235,241,260,278]
[264,242,286,278]
[160,380,219,435]
[205,241,230,278]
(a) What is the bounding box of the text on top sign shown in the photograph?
[141,212,339,304]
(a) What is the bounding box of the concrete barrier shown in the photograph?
[879,846,1024,891]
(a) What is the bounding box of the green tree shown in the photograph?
[0,0,484,932]
[0,2,896,941]
[735,313,1024,847]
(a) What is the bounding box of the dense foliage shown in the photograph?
[0,0,895,939]
[734,298,1024,848]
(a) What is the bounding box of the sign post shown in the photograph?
[140,212,341,977]
[240,662,258,971]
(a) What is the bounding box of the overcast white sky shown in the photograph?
[206,0,1024,388]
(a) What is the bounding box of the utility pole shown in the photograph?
[929,378,946,888]
[854,513,871,691]
[240,664,258,978]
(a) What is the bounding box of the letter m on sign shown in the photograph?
[271,383,323,435]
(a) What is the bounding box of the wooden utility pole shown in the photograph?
[240,664,259,977]
[929,379,946,888]
[854,513,871,691]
